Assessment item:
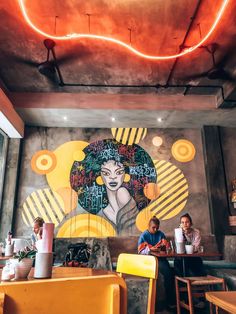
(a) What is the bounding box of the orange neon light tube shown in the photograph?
[18,0,229,60]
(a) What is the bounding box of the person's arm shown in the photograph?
[192,229,201,251]
[138,233,152,255]
[139,246,150,255]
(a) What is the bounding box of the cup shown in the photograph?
[176,242,185,254]
[5,244,14,257]
[198,245,204,253]
[185,244,194,254]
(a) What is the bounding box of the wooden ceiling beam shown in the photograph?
[9,92,217,110]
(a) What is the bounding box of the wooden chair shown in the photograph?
[117,253,158,314]
[175,275,226,314]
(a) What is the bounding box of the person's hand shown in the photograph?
[38,227,43,239]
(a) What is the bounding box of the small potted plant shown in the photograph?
[14,247,37,279]
[185,241,194,254]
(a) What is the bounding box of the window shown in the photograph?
[0,130,8,211]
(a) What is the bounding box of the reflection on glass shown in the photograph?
[0,130,8,211]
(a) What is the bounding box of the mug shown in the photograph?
[185,244,194,254]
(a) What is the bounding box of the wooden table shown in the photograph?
[0,266,121,281]
[151,251,222,276]
[206,291,236,314]
[0,267,127,314]
[29,266,115,279]
[0,256,11,260]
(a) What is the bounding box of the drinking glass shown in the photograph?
[198,246,204,253]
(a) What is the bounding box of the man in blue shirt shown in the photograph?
[138,216,175,311]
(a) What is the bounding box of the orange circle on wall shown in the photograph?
[143,182,160,200]
[31,150,57,174]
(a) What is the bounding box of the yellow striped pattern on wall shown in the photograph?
[136,160,189,231]
[111,128,147,145]
[57,214,116,237]
[21,188,65,227]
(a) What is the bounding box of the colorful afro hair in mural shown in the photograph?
[70,139,157,214]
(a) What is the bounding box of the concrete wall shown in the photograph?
[0,138,21,241]
[13,126,211,238]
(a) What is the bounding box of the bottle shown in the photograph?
[1,261,11,281]
[6,231,12,245]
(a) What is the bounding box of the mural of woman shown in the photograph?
[70,139,157,235]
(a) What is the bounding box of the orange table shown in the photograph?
[206,291,236,314]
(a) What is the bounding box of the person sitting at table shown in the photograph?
[31,217,44,247]
[174,213,206,277]
[138,216,176,311]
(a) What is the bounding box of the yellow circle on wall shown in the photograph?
[73,150,85,162]
[57,214,116,237]
[46,141,89,192]
[171,139,196,162]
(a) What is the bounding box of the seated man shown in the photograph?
[138,216,176,311]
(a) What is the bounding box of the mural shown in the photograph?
[70,139,156,234]
[20,128,196,237]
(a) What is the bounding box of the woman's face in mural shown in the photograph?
[101,160,125,191]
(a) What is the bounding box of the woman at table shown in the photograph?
[138,216,176,310]
[31,217,44,247]
[174,213,206,277]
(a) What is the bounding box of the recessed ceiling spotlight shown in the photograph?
[111,117,116,122]
[157,117,163,122]
[63,116,68,121]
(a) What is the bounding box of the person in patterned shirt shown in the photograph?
[174,213,206,276]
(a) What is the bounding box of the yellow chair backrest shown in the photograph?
[117,254,158,314]
[0,275,127,314]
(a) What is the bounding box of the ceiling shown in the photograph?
[0,0,236,128]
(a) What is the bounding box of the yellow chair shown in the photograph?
[117,253,158,314]
[0,293,4,314]
[0,274,127,314]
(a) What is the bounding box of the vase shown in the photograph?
[14,258,33,280]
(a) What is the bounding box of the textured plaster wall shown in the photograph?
[14,127,211,237]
